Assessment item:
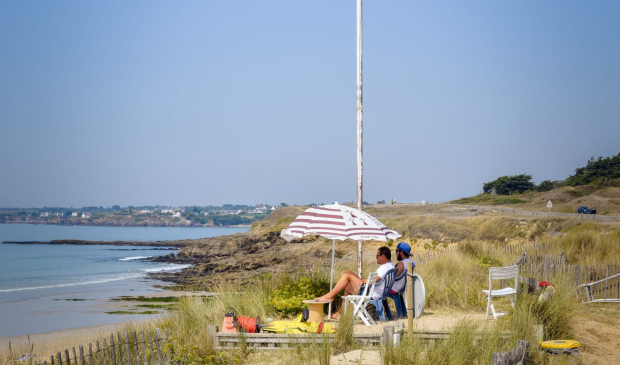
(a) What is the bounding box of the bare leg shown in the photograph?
[315,270,364,301]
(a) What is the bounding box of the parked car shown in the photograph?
[577,206,597,214]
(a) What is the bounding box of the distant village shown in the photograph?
[0,204,282,227]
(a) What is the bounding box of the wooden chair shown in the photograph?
[482,265,519,320]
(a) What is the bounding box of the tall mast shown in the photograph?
[356,0,364,276]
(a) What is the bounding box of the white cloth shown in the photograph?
[372,262,395,300]
[391,258,414,294]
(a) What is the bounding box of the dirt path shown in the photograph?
[572,304,620,364]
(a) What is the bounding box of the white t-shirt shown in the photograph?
[372,262,395,300]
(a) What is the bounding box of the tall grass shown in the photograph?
[551,222,620,264]
[416,251,488,310]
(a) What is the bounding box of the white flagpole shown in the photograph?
[328,238,335,318]
[356,0,364,277]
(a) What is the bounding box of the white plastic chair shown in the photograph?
[482,265,519,320]
[342,271,377,326]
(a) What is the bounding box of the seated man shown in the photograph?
[315,246,395,318]
[390,242,415,295]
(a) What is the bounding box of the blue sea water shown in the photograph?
[0,224,248,338]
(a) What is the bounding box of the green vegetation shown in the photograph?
[111,296,180,303]
[268,276,332,315]
[479,152,619,197]
[6,206,618,364]
[136,304,178,310]
[483,174,535,195]
[564,153,620,187]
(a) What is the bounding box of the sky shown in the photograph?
[1,1,619,208]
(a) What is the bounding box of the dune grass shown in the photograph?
[12,215,617,364]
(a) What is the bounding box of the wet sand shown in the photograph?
[0,291,211,361]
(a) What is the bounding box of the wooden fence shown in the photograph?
[492,340,529,365]
[576,273,620,303]
[437,203,620,223]
[23,329,170,365]
[376,203,620,222]
[211,323,517,351]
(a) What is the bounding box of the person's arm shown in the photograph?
[395,261,405,277]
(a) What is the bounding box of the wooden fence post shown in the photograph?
[382,326,394,348]
[79,345,85,365]
[140,331,147,365]
[124,332,130,365]
[155,329,163,365]
[109,334,116,365]
[207,326,218,349]
[88,343,94,365]
[133,332,140,365]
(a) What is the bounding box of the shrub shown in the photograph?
[269,276,331,315]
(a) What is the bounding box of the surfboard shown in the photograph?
[412,274,426,319]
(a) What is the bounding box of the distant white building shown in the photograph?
[41,212,50,217]
[173,211,181,218]
[82,212,92,219]
[72,212,78,217]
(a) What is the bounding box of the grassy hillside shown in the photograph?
[448,186,620,216]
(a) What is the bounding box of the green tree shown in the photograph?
[563,153,620,186]
[483,174,535,195]
[535,180,560,192]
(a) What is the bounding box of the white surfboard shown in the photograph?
[412,274,426,319]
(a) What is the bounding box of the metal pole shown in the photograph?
[328,239,335,318]
[356,0,364,277]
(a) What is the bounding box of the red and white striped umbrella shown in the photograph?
[280,203,400,242]
[280,203,400,318]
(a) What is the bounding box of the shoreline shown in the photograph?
[0,320,153,360]
[0,290,211,360]
[2,239,185,247]
[0,221,252,229]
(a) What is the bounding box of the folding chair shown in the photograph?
[368,268,397,322]
[384,270,407,320]
[342,272,377,326]
[482,265,519,320]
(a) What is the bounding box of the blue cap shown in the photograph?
[396,242,411,256]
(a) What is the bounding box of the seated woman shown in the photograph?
[315,246,395,319]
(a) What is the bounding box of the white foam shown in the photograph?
[0,274,144,293]
[142,264,192,273]
[118,256,151,261]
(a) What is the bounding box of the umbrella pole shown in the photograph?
[357,240,363,277]
[328,239,335,318]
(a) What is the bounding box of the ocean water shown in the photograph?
[0,224,248,338]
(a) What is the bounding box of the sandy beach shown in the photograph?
[0,291,211,361]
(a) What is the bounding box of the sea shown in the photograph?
[0,224,248,338]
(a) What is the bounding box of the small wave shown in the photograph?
[143,264,192,273]
[0,274,144,293]
[119,256,151,261]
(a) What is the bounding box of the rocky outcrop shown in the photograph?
[149,207,356,288]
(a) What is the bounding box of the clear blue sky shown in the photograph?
[1,1,618,208]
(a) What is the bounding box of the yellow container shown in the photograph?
[541,340,581,365]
